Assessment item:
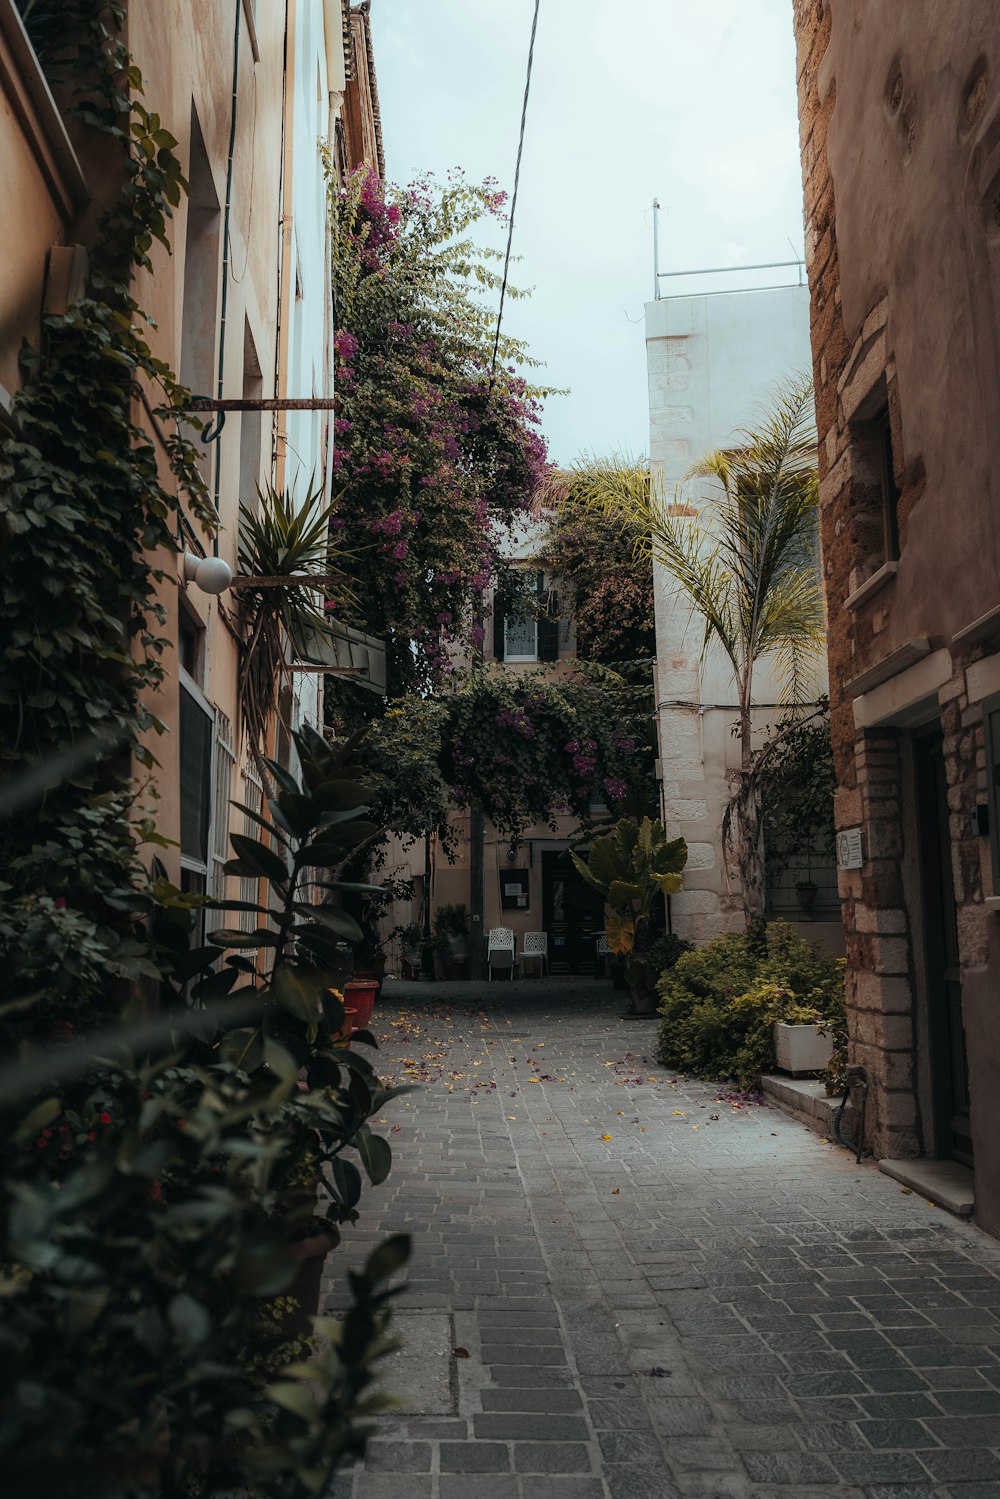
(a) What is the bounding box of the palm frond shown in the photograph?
[236,480,357,750]
[557,377,824,709]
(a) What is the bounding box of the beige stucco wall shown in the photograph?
[120,1,286,874]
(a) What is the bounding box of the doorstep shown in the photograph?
[878,1157,975,1218]
[761,1073,842,1137]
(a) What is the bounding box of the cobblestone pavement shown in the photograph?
[323,978,1000,1499]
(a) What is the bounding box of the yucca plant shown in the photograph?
[236,480,357,752]
[554,378,823,938]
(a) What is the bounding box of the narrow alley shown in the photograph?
[329,981,1000,1499]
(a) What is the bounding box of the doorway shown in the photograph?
[914,728,973,1163]
[541,852,605,974]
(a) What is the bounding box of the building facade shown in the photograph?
[379,522,618,980]
[793,0,1000,1231]
[0,0,380,914]
[646,282,840,951]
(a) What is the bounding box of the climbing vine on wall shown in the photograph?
[0,0,214,910]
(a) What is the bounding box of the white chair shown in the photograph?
[520,931,548,977]
[487,927,515,981]
[596,933,611,976]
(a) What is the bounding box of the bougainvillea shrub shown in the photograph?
[330,166,551,693]
[440,666,655,841]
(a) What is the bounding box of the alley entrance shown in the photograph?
[326,979,1000,1499]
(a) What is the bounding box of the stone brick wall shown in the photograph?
[792,0,1000,1227]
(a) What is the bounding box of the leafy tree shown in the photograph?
[535,485,656,667]
[563,378,824,938]
[758,697,836,879]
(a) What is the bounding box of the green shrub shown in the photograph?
[646,931,693,981]
[656,922,845,1089]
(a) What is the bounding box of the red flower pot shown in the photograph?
[344,977,378,1031]
[333,1005,357,1049]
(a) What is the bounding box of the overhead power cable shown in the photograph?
[489,0,542,388]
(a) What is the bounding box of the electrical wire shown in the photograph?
[489,0,541,388]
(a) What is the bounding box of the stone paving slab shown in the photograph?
[321,978,1000,1498]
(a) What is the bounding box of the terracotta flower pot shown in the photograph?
[281,1227,341,1339]
[332,1005,357,1049]
[344,976,379,1031]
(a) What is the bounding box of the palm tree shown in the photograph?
[543,377,824,937]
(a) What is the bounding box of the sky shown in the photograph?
[373,0,806,467]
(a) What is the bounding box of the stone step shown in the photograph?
[878,1157,975,1218]
[761,1072,844,1138]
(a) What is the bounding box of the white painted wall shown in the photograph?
[645,284,822,941]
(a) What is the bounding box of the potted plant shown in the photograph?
[347,921,386,1029]
[795,878,819,918]
[573,817,688,1017]
[393,922,424,980]
[433,903,470,980]
[200,723,407,1322]
[773,1007,835,1075]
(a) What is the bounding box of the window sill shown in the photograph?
[983,896,1000,913]
[844,561,898,611]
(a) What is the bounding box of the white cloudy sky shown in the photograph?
[374,0,806,466]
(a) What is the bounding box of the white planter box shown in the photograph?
[773,1021,834,1075]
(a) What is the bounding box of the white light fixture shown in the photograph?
[183,552,233,596]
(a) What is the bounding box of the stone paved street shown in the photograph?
[323,979,1000,1499]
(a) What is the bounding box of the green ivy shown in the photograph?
[0,10,409,1495]
[0,2,214,914]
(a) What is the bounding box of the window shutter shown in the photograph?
[538,589,560,661]
[493,604,506,662]
[209,710,236,903]
[179,685,213,864]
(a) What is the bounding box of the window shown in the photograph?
[178,601,204,684]
[494,571,561,663]
[504,608,538,662]
[180,109,221,486]
[179,676,214,948]
[877,407,901,563]
[210,710,235,903]
[847,395,903,591]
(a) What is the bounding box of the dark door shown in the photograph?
[915,729,973,1163]
[541,852,605,975]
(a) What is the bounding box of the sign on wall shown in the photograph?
[837,827,864,870]
[500,869,530,909]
